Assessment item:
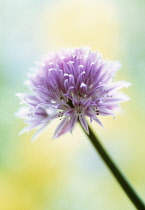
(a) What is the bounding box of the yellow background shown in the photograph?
[0,0,145,209]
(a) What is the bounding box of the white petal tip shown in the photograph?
[15,93,20,97]
[30,137,36,142]
[18,130,27,136]
[86,130,89,135]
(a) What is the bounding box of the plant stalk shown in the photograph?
[81,124,145,209]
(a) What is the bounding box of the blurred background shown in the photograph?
[0,0,145,209]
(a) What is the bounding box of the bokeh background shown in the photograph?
[0,0,145,209]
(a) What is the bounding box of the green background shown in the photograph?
[0,0,145,209]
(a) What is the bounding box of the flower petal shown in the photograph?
[41,113,59,122]
[92,115,104,127]
[69,114,78,132]
[54,117,70,138]
[19,121,40,135]
[31,122,48,142]
[79,116,89,134]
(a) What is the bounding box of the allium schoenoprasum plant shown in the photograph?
[16,48,131,140]
[16,48,145,209]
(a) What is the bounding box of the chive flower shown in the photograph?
[16,48,130,139]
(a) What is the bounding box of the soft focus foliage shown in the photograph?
[0,0,145,209]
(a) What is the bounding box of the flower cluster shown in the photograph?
[16,48,130,140]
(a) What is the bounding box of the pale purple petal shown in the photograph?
[54,117,70,138]
[41,113,59,123]
[79,116,89,134]
[92,115,104,127]
[31,122,48,142]
[69,114,78,132]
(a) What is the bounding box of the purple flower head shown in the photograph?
[16,48,131,140]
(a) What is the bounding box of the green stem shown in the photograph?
[81,124,145,209]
